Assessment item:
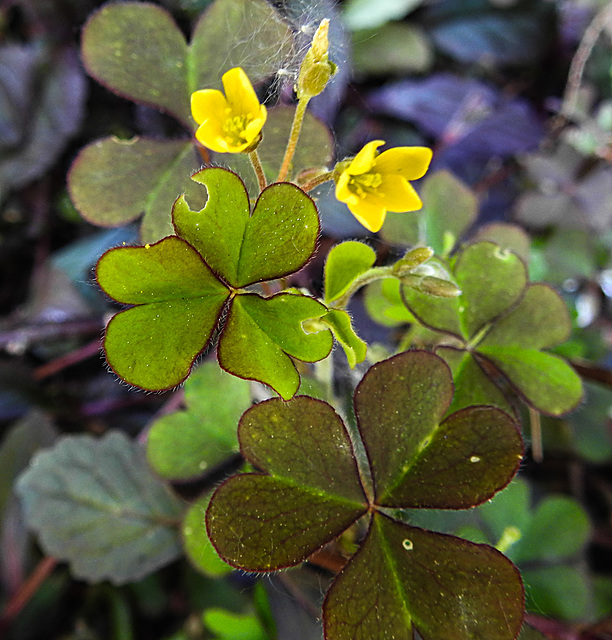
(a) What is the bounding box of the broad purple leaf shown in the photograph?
[354,351,454,501]
[380,406,523,508]
[206,396,368,571]
[324,513,524,640]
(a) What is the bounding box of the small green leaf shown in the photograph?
[320,309,367,368]
[401,279,464,338]
[478,346,583,416]
[471,223,531,264]
[324,241,376,304]
[324,513,524,640]
[207,397,368,571]
[146,361,251,480]
[82,3,191,124]
[97,236,229,390]
[219,293,333,400]
[523,566,589,620]
[479,284,571,350]
[343,0,423,30]
[183,495,232,577]
[174,168,320,288]
[354,351,454,498]
[16,432,184,584]
[454,242,527,338]
[352,23,432,76]
[510,496,590,564]
[68,137,205,242]
[203,608,268,640]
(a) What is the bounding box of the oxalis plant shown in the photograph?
[15,2,585,640]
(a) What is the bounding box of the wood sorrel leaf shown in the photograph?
[16,432,184,584]
[380,405,523,508]
[354,351,522,508]
[97,236,229,390]
[82,3,192,124]
[479,283,571,350]
[206,351,525,638]
[453,241,527,339]
[218,293,333,400]
[437,346,516,415]
[82,0,291,127]
[402,241,527,340]
[68,137,206,243]
[353,350,454,500]
[183,495,232,577]
[173,168,320,288]
[146,361,251,481]
[324,513,524,640]
[207,397,368,570]
[190,0,292,94]
[477,347,583,416]
[324,241,377,304]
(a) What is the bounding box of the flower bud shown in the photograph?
[296,19,337,100]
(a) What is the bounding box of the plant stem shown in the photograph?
[330,266,392,310]
[300,171,334,192]
[277,98,310,182]
[0,556,57,632]
[248,149,267,192]
[558,3,612,124]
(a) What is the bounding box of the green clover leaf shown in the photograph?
[401,242,583,415]
[207,351,525,640]
[97,168,332,399]
[97,235,230,390]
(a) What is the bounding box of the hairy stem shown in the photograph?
[278,98,310,182]
[300,171,334,192]
[248,149,267,192]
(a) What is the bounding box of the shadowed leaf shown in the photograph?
[146,361,251,480]
[17,432,184,584]
[324,513,524,640]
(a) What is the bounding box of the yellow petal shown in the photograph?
[191,89,227,125]
[222,67,262,118]
[243,105,267,141]
[346,140,385,176]
[195,120,230,153]
[346,197,387,232]
[377,174,423,212]
[335,171,358,205]
[374,146,433,180]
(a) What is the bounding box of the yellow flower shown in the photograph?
[334,140,433,232]
[191,67,267,154]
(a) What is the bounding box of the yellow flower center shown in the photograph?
[223,110,255,145]
[347,172,383,199]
